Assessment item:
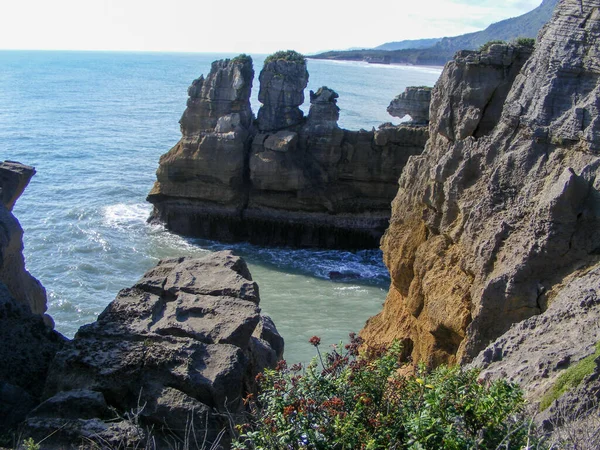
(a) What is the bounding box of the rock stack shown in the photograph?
[148,53,430,249]
[256,53,309,131]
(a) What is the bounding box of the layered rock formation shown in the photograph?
[148,54,429,249]
[362,0,600,379]
[23,251,282,448]
[0,161,48,318]
[257,55,309,131]
[387,87,432,124]
[0,162,65,431]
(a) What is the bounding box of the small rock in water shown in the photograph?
[328,270,362,280]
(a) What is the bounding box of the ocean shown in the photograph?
[0,50,441,363]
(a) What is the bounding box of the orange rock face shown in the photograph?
[363,0,600,366]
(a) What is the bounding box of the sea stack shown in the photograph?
[148,51,430,249]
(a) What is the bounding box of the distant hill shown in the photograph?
[435,0,559,52]
[311,0,559,66]
[375,38,441,51]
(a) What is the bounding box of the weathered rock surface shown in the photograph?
[468,262,600,440]
[387,86,432,124]
[148,58,429,249]
[148,56,254,216]
[257,56,309,131]
[470,263,600,404]
[362,0,600,371]
[0,161,48,317]
[0,284,64,431]
[0,163,65,432]
[23,251,282,448]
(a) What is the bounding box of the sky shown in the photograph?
[0,0,543,54]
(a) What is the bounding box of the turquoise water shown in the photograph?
[0,50,441,363]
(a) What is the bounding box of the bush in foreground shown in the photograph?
[234,335,537,449]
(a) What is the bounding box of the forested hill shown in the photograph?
[311,0,559,66]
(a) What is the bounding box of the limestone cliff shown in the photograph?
[148,54,429,249]
[362,0,600,370]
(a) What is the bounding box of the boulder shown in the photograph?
[24,251,282,449]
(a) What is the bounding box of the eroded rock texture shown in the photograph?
[0,162,64,431]
[0,161,48,317]
[24,251,282,449]
[362,0,600,371]
[257,57,309,131]
[148,58,429,249]
[387,86,432,124]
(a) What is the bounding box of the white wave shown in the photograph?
[103,203,152,228]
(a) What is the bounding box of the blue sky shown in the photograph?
[0,0,544,54]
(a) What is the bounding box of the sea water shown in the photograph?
[0,50,441,363]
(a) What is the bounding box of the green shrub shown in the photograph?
[514,37,536,48]
[232,53,253,65]
[264,50,306,65]
[234,335,536,449]
[479,40,506,52]
[540,341,600,411]
[23,438,40,450]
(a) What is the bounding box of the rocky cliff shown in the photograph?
[0,162,65,431]
[362,0,600,377]
[148,53,429,249]
[0,161,49,319]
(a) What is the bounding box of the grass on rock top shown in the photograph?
[264,50,306,65]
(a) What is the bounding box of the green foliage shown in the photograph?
[514,37,536,48]
[264,50,306,65]
[23,437,41,450]
[540,341,600,411]
[232,54,253,65]
[479,40,506,52]
[234,335,535,449]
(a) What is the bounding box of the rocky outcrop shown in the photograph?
[149,56,254,217]
[0,161,48,318]
[0,162,65,431]
[257,55,309,131]
[23,251,282,449]
[362,0,600,371]
[148,57,429,249]
[387,87,432,124]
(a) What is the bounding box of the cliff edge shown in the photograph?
[362,0,600,372]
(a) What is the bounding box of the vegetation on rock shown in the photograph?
[235,335,536,449]
[232,53,253,65]
[479,40,507,52]
[540,341,600,411]
[514,37,536,47]
[264,50,306,65]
